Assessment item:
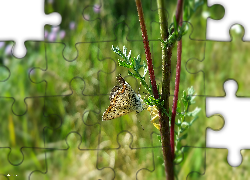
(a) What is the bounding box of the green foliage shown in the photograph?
[174,87,201,164]
[112,0,204,173]
[0,0,242,179]
[156,87,201,169]
[160,0,204,49]
[111,45,172,118]
[113,44,201,167]
[183,0,205,21]
[111,45,151,93]
[160,19,187,48]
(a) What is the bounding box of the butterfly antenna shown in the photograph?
[138,81,142,94]
[136,112,144,130]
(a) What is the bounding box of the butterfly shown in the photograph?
[102,74,146,121]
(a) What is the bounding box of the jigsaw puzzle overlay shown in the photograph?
[206,80,250,167]
[0,0,61,58]
[0,0,250,179]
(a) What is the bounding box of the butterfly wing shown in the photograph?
[102,82,139,121]
[102,75,145,121]
[102,104,133,120]
[109,85,120,101]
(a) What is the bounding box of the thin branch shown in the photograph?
[135,0,159,100]
[170,0,184,160]
[175,0,184,24]
[170,20,183,161]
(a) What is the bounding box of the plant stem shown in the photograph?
[135,0,159,100]
[157,0,174,179]
[175,0,184,24]
[170,18,183,160]
[170,0,184,161]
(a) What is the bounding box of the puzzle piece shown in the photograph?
[0,42,46,115]
[187,148,250,179]
[156,94,222,156]
[169,22,206,95]
[35,133,114,179]
[186,30,250,96]
[97,22,206,97]
[0,0,61,58]
[136,134,206,180]
[207,0,250,41]
[184,0,224,40]
[96,32,153,95]
[1,0,242,179]
[135,133,165,180]
[100,80,160,149]
[101,92,210,151]
[97,131,157,179]
[81,0,171,42]
[99,30,205,148]
[30,42,116,96]
[42,78,101,149]
[206,79,250,167]
[176,147,205,180]
[125,0,171,41]
[45,0,118,60]
[0,148,47,180]
[0,97,61,165]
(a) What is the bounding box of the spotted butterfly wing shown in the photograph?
[102,75,143,121]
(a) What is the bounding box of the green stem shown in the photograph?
[157,0,174,179]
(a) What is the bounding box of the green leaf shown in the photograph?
[112,45,151,93]
[183,90,187,98]
[112,45,127,61]
[175,150,182,157]
[187,107,201,117]
[118,59,131,68]
[174,155,183,164]
[178,112,185,119]
[177,141,182,149]
[182,146,189,153]
[159,38,168,49]
[188,86,194,95]
[180,23,188,36]
[173,86,201,162]
[183,0,205,21]
[182,99,188,110]
[128,70,136,78]
[179,133,188,141]
[190,116,199,125]
[181,122,189,129]
[173,15,178,34]
[157,156,164,164]
[157,135,161,141]
[190,95,196,104]
[157,135,162,143]
[176,100,181,114]
[175,119,182,126]
[159,38,165,44]
[142,61,148,77]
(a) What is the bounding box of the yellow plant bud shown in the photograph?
[153,123,160,130]
[147,105,160,130]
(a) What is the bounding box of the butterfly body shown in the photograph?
[102,75,145,121]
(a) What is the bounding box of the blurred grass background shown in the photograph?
[0,0,249,179]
